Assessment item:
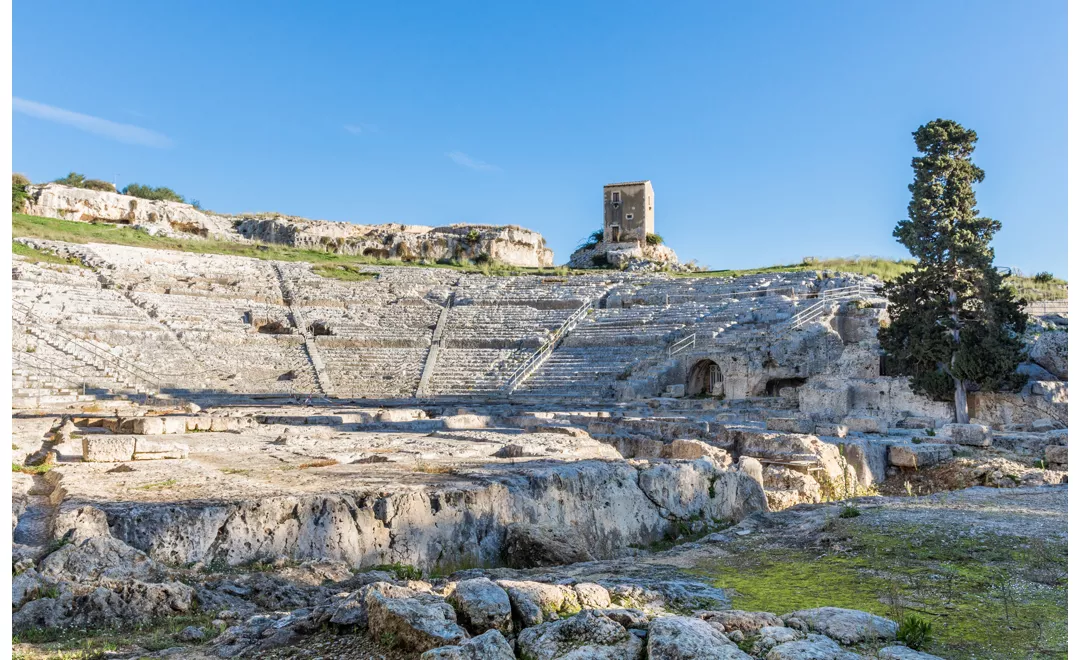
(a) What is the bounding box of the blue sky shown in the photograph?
[13,1,1066,276]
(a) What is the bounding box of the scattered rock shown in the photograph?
[784,607,898,644]
[698,609,786,634]
[765,634,862,660]
[646,615,750,659]
[502,522,595,568]
[517,610,643,660]
[364,583,467,653]
[876,645,946,659]
[176,625,206,642]
[941,424,992,447]
[447,577,513,635]
[422,629,517,659]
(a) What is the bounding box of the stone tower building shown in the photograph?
[603,181,654,245]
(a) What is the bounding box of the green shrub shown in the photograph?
[897,613,933,650]
[925,428,935,437]
[1033,271,1054,284]
[372,563,423,581]
[122,183,186,203]
[83,179,116,192]
[473,252,492,265]
[53,172,87,187]
[12,173,30,212]
[580,229,604,250]
[646,232,664,246]
[465,228,481,244]
[839,504,860,518]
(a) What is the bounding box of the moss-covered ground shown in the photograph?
[692,513,1067,658]
[12,613,220,659]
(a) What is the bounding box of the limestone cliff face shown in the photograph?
[235,216,553,267]
[23,183,554,268]
[25,183,237,239]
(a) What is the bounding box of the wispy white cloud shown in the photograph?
[13,97,173,148]
[344,123,379,135]
[446,151,500,172]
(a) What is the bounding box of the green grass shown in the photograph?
[675,256,916,281]
[136,479,178,491]
[311,264,379,281]
[12,213,585,277]
[12,241,86,268]
[692,520,1067,659]
[13,613,220,658]
[12,462,53,475]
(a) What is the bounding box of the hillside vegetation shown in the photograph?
[681,256,1067,301]
[11,213,575,279]
[12,214,1067,298]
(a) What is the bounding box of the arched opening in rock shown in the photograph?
[765,377,807,397]
[687,359,722,396]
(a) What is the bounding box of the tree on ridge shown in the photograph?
[879,118,1027,424]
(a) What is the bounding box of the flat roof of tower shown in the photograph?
[603,180,650,187]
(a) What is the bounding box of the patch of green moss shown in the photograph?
[690,520,1067,658]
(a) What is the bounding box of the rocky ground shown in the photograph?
[11,404,1068,659]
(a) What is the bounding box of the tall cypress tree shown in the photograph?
[879,119,1027,423]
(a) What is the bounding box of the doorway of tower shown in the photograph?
[687,359,722,396]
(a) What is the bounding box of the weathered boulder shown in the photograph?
[364,584,468,653]
[52,505,111,543]
[876,645,946,659]
[661,439,732,467]
[447,578,513,635]
[572,582,612,609]
[13,579,195,632]
[765,634,862,660]
[637,459,767,521]
[12,568,49,608]
[784,607,897,644]
[750,626,801,655]
[1045,444,1067,468]
[1029,331,1067,380]
[941,423,992,447]
[698,609,785,634]
[495,580,580,628]
[40,536,158,582]
[82,436,136,462]
[421,629,516,659]
[888,442,952,469]
[503,522,595,568]
[646,616,751,659]
[763,466,821,504]
[330,582,417,626]
[517,610,643,660]
[737,456,764,488]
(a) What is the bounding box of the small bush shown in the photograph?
[372,563,423,581]
[123,183,186,203]
[1033,271,1054,284]
[54,172,87,187]
[84,179,116,192]
[12,173,30,212]
[925,428,935,437]
[464,228,481,244]
[473,252,492,265]
[579,229,605,250]
[838,504,860,518]
[646,233,664,246]
[897,613,933,650]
